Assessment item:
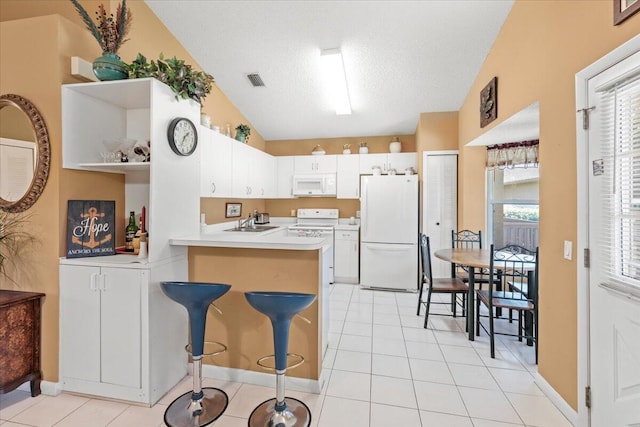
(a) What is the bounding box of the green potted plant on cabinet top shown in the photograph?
[126,53,215,105]
[70,0,132,81]
[235,124,251,143]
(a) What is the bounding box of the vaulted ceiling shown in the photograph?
[146,1,514,141]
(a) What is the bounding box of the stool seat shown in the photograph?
[245,291,316,427]
[161,282,231,427]
[245,291,316,319]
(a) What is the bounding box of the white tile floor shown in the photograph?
[0,284,572,427]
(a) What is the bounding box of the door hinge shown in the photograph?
[585,386,591,408]
[577,106,595,130]
[584,248,590,268]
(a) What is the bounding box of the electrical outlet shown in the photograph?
[564,240,572,260]
[356,210,361,218]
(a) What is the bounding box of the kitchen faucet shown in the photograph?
[238,213,256,229]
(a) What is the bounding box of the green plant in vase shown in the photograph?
[235,124,251,143]
[126,53,215,104]
[70,0,132,81]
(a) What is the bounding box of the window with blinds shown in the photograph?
[597,71,640,287]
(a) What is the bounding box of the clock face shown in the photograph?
[167,118,198,156]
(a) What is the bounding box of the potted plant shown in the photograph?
[235,124,251,143]
[126,53,215,104]
[0,211,36,285]
[70,0,132,81]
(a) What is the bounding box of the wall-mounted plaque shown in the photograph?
[66,200,115,258]
[480,76,498,128]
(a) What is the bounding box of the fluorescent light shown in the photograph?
[320,48,352,115]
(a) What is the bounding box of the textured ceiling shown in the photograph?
[145,0,514,141]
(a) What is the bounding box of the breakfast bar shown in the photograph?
[170,225,331,392]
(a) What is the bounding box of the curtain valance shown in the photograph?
[486,140,539,170]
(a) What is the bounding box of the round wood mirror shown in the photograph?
[0,94,51,213]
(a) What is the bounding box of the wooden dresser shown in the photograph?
[0,290,45,396]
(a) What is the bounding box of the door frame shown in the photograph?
[575,34,640,427]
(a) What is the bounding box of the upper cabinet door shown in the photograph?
[231,141,252,197]
[359,153,388,174]
[200,128,233,197]
[337,155,360,199]
[276,156,295,199]
[294,155,337,173]
[388,153,417,173]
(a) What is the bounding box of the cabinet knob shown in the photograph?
[211,182,216,193]
[436,222,440,226]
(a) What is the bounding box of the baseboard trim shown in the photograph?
[17,380,62,396]
[534,373,578,426]
[194,363,327,394]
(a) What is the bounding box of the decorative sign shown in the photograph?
[480,77,498,128]
[66,200,115,258]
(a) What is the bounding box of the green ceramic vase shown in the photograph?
[235,134,247,143]
[93,52,128,81]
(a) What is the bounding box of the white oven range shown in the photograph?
[287,208,337,356]
[287,208,338,284]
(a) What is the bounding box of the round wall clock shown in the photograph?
[167,117,198,156]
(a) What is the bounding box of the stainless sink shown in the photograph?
[224,225,279,232]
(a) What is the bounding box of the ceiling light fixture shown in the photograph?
[320,48,352,115]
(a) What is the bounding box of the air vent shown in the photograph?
[247,73,265,87]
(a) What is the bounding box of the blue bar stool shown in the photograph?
[244,291,317,427]
[160,282,231,427]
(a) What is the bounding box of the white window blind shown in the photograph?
[597,70,640,289]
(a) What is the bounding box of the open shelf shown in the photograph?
[78,162,150,174]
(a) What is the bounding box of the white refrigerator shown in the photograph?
[359,174,419,291]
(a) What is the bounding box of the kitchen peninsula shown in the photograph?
[170,223,331,392]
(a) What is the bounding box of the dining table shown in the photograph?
[434,247,538,344]
[433,248,492,341]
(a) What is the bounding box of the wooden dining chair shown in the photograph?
[475,244,539,362]
[417,234,468,328]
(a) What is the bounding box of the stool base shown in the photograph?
[164,387,229,427]
[248,397,311,427]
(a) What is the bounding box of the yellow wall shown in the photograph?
[457,0,640,409]
[0,0,266,382]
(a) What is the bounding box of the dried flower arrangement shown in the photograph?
[70,0,132,54]
[0,211,36,284]
[126,53,215,104]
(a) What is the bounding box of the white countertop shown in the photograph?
[170,219,326,250]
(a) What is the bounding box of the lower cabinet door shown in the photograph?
[60,265,101,383]
[100,267,143,388]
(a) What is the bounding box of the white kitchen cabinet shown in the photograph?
[59,257,187,405]
[358,153,416,175]
[232,141,253,197]
[276,156,295,198]
[253,149,276,198]
[422,151,458,278]
[60,79,196,404]
[294,155,337,173]
[388,153,417,173]
[336,155,360,199]
[334,228,359,283]
[232,143,276,198]
[200,127,232,197]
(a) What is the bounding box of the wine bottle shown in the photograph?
[125,211,139,252]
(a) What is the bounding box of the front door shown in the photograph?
[587,50,640,426]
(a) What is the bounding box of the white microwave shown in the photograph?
[292,174,337,196]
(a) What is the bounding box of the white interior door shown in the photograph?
[423,152,458,278]
[587,50,640,427]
